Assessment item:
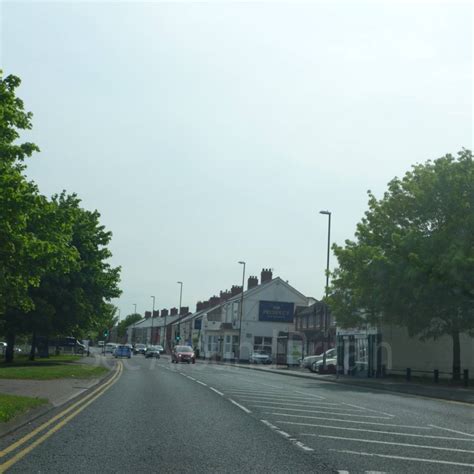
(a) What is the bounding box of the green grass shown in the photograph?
[0,393,48,423]
[0,355,108,380]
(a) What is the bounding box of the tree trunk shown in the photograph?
[5,332,15,363]
[29,331,37,361]
[452,330,461,381]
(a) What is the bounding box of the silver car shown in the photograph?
[249,351,273,364]
[302,348,337,371]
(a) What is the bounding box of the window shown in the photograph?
[254,336,272,354]
[207,335,218,352]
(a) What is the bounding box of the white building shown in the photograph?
[175,273,310,362]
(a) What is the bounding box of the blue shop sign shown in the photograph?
[258,301,294,323]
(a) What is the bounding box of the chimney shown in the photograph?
[209,295,220,307]
[160,309,169,318]
[170,307,178,316]
[261,268,273,284]
[152,310,160,318]
[144,311,151,319]
[220,290,231,301]
[231,285,243,297]
[179,306,189,316]
[247,276,258,290]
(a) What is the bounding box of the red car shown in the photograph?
[172,345,196,364]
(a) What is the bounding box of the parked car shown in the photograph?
[145,346,161,358]
[155,345,165,354]
[249,351,273,364]
[311,356,337,374]
[114,345,132,359]
[303,348,337,371]
[133,343,147,355]
[105,343,117,354]
[171,345,196,364]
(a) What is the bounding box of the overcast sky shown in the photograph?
[2,1,472,319]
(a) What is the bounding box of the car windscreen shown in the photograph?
[176,346,193,352]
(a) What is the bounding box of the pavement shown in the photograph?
[0,353,115,438]
[217,361,474,404]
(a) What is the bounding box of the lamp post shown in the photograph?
[319,210,332,369]
[177,281,183,343]
[133,303,137,315]
[238,261,246,362]
[150,296,155,346]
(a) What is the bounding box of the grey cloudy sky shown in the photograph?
[2,1,472,319]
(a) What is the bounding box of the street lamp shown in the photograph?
[238,261,246,362]
[319,210,332,368]
[133,304,137,315]
[177,281,183,342]
[150,296,155,346]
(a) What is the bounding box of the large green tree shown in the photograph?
[330,150,474,380]
[22,193,121,358]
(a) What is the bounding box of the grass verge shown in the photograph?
[0,393,48,423]
[0,355,108,380]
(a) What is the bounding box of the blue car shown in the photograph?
[114,345,131,358]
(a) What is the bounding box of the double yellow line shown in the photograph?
[0,361,123,473]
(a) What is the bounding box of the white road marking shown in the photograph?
[294,390,326,400]
[261,419,280,430]
[296,425,474,441]
[196,380,207,387]
[319,434,474,453]
[187,376,196,381]
[342,402,395,418]
[329,448,474,468]
[209,387,224,396]
[260,420,314,452]
[262,414,432,429]
[229,399,251,414]
[429,425,474,438]
[251,405,368,414]
[251,408,390,419]
[234,395,340,404]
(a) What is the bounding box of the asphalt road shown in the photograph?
[1,355,473,473]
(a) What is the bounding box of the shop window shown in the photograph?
[254,336,272,354]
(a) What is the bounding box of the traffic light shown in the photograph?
[103,329,109,338]
[176,335,180,342]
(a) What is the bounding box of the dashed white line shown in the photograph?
[260,420,314,452]
[319,434,474,453]
[229,399,251,414]
[252,409,390,419]
[196,380,207,387]
[209,387,224,396]
[329,448,474,468]
[187,376,196,381]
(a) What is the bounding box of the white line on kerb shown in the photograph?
[329,448,474,468]
[209,387,224,396]
[196,380,207,387]
[429,425,474,438]
[229,399,251,414]
[319,434,474,454]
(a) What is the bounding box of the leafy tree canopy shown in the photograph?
[329,150,474,377]
[117,313,143,337]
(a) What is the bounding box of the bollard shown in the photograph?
[434,369,439,383]
[406,367,411,381]
[464,369,469,388]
